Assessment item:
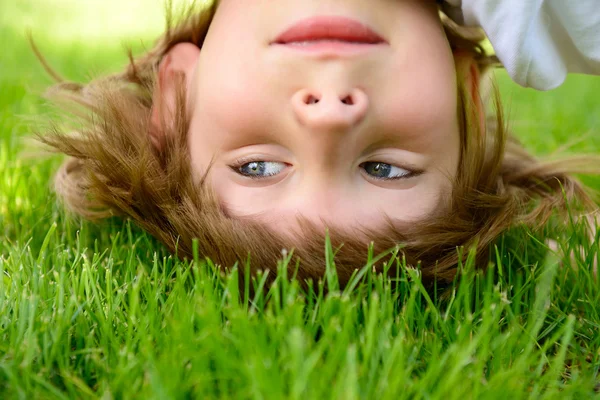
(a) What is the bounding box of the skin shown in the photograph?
[156,0,461,235]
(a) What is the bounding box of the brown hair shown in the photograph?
[37,2,599,287]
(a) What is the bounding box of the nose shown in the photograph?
[292,88,369,131]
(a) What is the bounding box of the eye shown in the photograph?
[234,161,287,179]
[360,162,415,180]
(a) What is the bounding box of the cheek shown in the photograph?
[377,15,459,144]
[376,67,461,172]
[189,26,282,152]
[194,77,268,141]
[187,72,275,174]
[380,60,457,137]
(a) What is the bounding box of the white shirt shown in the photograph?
[444,0,600,90]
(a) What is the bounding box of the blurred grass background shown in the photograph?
[1,0,165,248]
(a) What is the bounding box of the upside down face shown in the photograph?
[157,0,462,236]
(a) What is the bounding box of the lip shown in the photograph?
[272,16,386,53]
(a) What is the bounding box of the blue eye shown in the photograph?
[236,161,286,178]
[361,162,414,180]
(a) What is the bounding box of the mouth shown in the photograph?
[272,16,387,54]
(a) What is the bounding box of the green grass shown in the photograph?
[1,1,600,398]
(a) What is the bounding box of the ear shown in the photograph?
[150,42,201,149]
[453,51,486,130]
[454,52,480,101]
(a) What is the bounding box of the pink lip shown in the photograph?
[273,16,386,46]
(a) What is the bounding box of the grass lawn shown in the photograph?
[1,1,600,398]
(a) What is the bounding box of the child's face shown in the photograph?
[186,0,459,233]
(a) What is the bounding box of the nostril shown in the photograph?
[340,95,354,105]
[305,94,320,105]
